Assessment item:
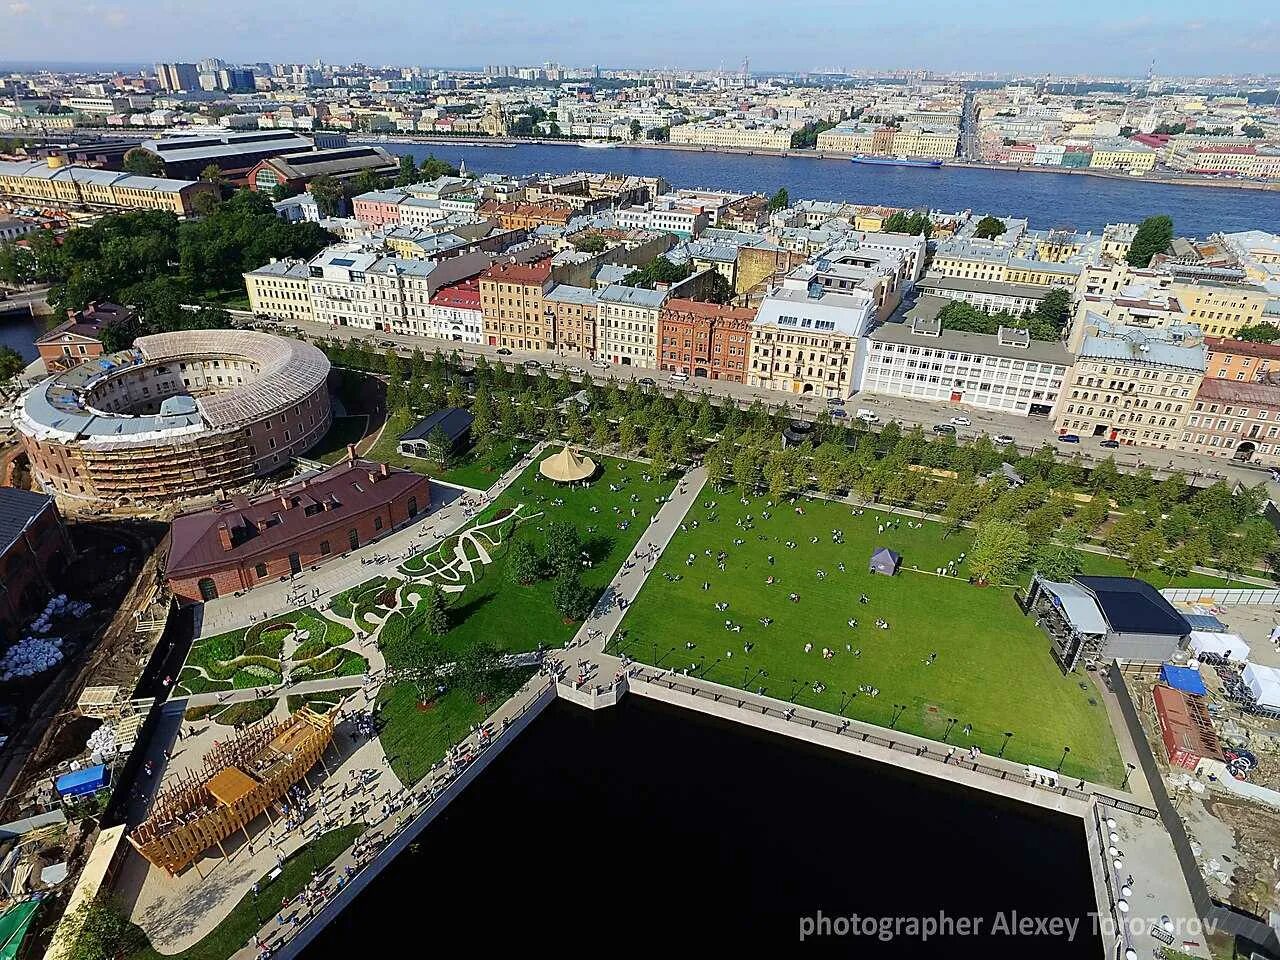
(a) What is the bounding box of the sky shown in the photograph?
[1,0,1278,77]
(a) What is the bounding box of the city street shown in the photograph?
[263,312,1277,494]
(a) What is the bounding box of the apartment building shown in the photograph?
[915,276,1049,315]
[424,279,483,344]
[668,120,793,151]
[1204,337,1280,384]
[244,258,315,323]
[1068,284,1186,350]
[1077,262,1270,338]
[1179,378,1280,466]
[480,258,554,351]
[861,310,1069,417]
[306,247,381,329]
[657,299,755,383]
[816,122,959,160]
[545,284,599,358]
[929,239,1082,288]
[596,285,667,368]
[747,273,876,398]
[1055,317,1205,448]
[615,200,709,239]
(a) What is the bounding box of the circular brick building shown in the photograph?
[16,329,331,509]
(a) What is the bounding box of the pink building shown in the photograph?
[351,189,406,227]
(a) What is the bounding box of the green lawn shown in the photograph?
[388,452,677,662]
[376,669,534,786]
[614,490,1126,786]
[129,825,363,960]
[1075,550,1248,589]
[365,409,532,491]
[308,415,370,464]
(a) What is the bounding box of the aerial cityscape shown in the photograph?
[2,2,1280,956]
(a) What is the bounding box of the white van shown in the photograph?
[669,372,689,383]
[856,409,878,423]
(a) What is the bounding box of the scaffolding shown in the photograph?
[127,708,333,876]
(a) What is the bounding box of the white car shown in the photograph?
[949,415,971,426]
[994,434,1015,445]
[669,372,689,383]
[566,365,585,376]
[592,358,610,369]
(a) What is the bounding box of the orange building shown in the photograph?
[482,200,574,231]
[1204,336,1280,384]
[480,258,554,351]
[657,298,755,383]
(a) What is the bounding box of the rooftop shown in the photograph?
[0,487,56,555]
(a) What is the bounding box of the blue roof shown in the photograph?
[55,764,109,798]
[1160,664,1208,697]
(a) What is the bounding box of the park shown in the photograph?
[613,487,1131,785]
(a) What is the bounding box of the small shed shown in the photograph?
[869,546,901,577]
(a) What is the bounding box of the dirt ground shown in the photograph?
[1201,795,1280,918]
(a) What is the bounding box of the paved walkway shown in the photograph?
[195,443,548,638]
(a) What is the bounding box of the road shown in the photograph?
[255,313,1275,493]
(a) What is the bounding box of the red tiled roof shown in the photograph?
[1197,377,1280,407]
[481,258,552,284]
[430,278,481,309]
[662,298,756,322]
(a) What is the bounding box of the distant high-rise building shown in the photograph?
[154,62,199,92]
[219,68,255,92]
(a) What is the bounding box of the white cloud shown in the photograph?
[6,1,32,14]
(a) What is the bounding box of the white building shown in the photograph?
[860,305,1071,417]
[306,247,381,329]
[597,285,667,368]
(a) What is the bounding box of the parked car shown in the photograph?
[830,407,848,418]
[826,397,846,407]
[566,365,585,376]
[1057,433,1081,444]
[638,376,656,386]
[949,415,971,426]
[933,423,957,435]
[669,372,689,383]
[592,358,610,369]
[856,409,878,423]
[523,359,541,369]
[496,347,512,356]
[1099,439,1120,449]
[994,434,1015,445]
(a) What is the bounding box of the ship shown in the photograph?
[578,139,618,149]
[850,155,943,169]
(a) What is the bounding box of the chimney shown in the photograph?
[280,495,291,510]
[346,443,357,464]
[379,462,389,477]
[217,523,232,551]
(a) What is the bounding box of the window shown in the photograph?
[348,529,360,551]
[320,540,331,556]
[197,578,218,601]
[254,562,268,578]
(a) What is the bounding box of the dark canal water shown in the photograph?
[387,141,1279,238]
[0,314,40,361]
[305,697,1101,956]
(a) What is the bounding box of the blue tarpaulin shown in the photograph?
[1160,665,1208,697]
[55,764,108,798]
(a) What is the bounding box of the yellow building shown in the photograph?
[1077,262,1269,338]
[930,241,1080,288]
[243,259,315,323]
[0,158,217,215]
[1088,138,1156,174]
[669,122,793,151]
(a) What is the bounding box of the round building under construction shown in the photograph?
[15,329,331,509]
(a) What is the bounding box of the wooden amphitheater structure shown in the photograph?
[128,707,335,876]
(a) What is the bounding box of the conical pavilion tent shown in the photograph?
[539,446,597,483]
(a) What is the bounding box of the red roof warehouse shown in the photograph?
[166,456,433,603]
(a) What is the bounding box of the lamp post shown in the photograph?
[890,703,907,729]
[999,731,1013,757]
[1121,762,1137,790]
[943,718,958,742]
[1056,745,1071,773]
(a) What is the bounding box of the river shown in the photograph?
[386,141,1279,237]
[0,313,40,361]
[304,697,1101,956]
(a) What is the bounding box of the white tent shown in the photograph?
[1188,631,1250,662]
[1243,662,1280,710]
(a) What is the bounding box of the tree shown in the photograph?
[395,154,418,186]
[882,210,933,237]
[414,586,451,637]
[1033,542,1083,581]
[544,519,583,572]
[350,168,387,196]
[506,538,541,585]
[968,519,1030,585]
[765,187,789,212]
[973,215,1006,240]
[122,148,164,176]
[571,232,607,254]
[1235,322,1280,344]
[1126,529,1167,574]
[61,897,145,960]
[199,163,225,185]
[703,270,735,305]
[402,633,445,704]
[552,570,595,622]
[1126,215,1174,267]
[629,119,643,141]
[454,642,502,701]
[0,346,24,381]
[309,174,343,217]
